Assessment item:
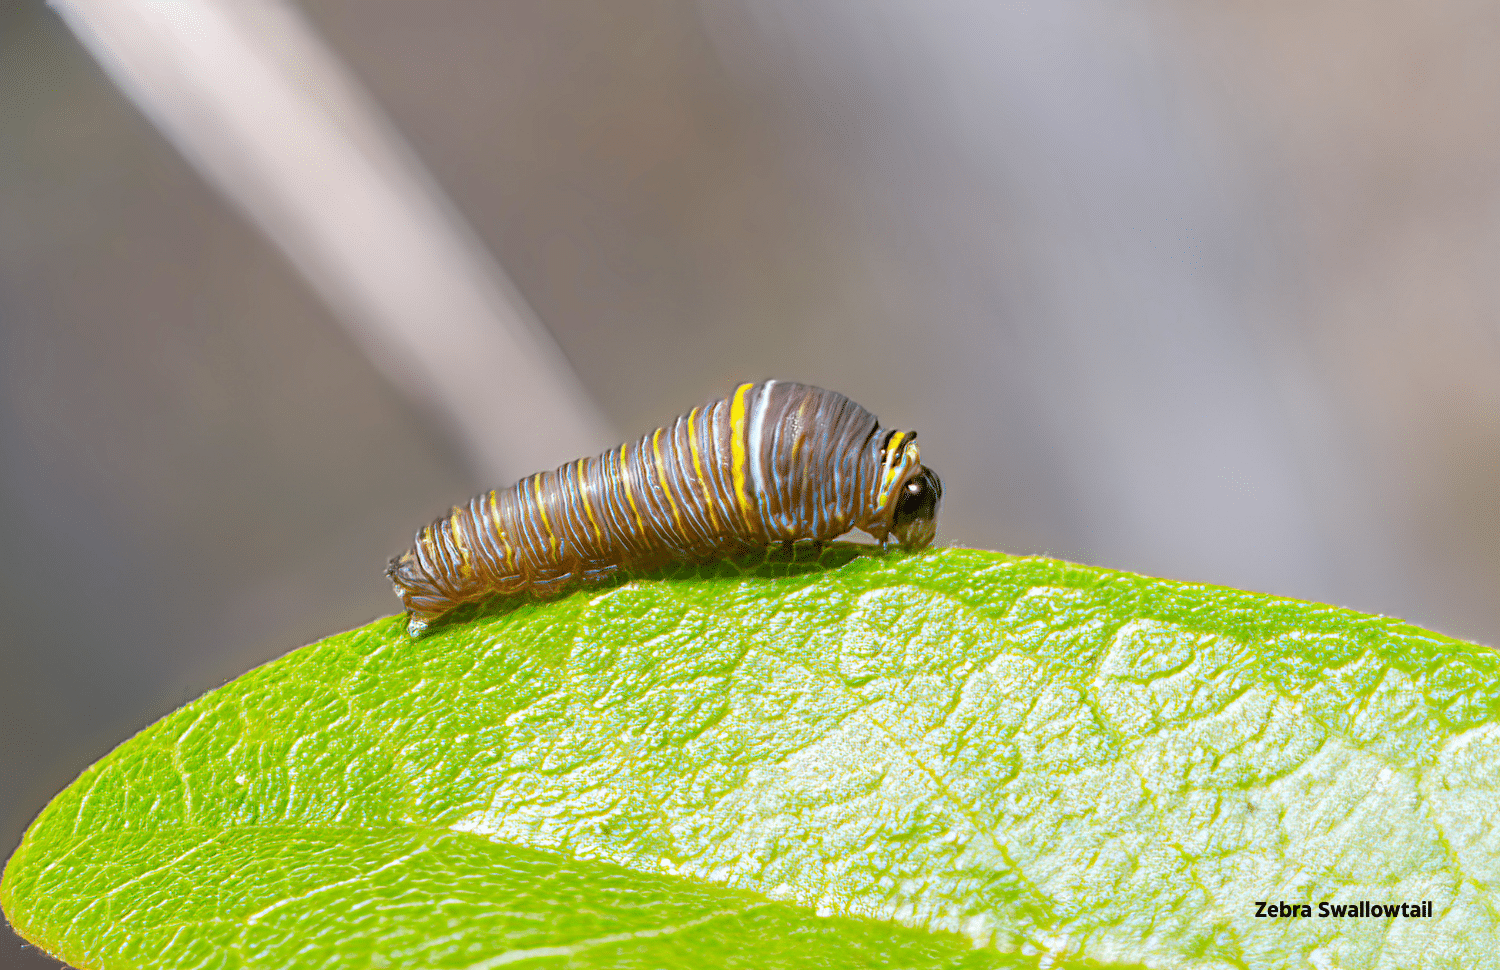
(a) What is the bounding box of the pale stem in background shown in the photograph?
[50,0,619,485]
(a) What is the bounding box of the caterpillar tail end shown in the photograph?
[388,551,441,638]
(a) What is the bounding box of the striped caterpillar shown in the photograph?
[388,380,942,634]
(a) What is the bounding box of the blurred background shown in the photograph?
[3,1,1499,964]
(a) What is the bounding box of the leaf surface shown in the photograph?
[5,547,1499,969]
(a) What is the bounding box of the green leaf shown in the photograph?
[5,547,1500,969]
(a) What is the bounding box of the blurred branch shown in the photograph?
[50,0,617,484]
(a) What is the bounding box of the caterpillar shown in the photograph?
[388,380,942,635]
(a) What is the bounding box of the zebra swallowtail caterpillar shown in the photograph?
[388,380,942,634]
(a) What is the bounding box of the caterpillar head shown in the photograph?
[890,463,943,550]
[865,430,943,550]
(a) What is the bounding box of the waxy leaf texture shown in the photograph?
[5,547,1500,969]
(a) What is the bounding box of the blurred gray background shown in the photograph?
[3,1,1499,965]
